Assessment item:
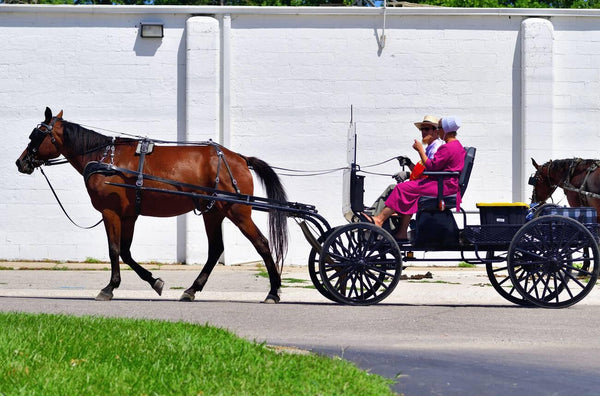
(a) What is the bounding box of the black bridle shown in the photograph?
[21,116,103,229]
[23,117,60,169]
[529,160,559,203]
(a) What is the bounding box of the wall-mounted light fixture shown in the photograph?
[140,24,164,38]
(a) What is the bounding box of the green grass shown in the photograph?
[0,312,394,396]
[282,277,308,284]
[458,262,476,268]
[255,267,269,278]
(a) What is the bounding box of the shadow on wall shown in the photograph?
[133,25,162,56]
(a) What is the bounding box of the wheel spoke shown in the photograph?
[561,267,588,290]
[556,269,575,300]
[325,264,352,283]
[346,271,359,299]
[363,269,389,291]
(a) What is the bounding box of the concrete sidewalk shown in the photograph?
[1,261,599,306]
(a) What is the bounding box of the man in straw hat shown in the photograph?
[369,115,464,241]
[369,115,444,216]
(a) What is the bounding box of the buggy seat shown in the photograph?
[417,146,476,211]
[412,146,476,247]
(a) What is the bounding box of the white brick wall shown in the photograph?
[2,5,600,266]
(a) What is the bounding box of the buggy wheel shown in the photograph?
[485,251,532,307]
[318,223,402,305]
[507,215,599,308]
[307,230,337,302]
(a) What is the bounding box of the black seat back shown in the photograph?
[418,145,477,211]
[459,146,476,197]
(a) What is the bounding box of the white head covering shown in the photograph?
[441,116,461,133]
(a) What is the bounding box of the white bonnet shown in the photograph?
[441,116,461,133]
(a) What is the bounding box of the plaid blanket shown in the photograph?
[539,206,597,224]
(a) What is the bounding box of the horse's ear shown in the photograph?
[532,158,540,170]
[44,107,52,123]
[57,110,63,119]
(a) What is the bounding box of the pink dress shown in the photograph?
[385,140,465,214]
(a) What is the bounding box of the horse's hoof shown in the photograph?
[153,278,164,296]
[262,293,280,304]
[179,291,195,302]
[95,290,113,301]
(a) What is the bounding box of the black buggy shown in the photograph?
[20,108,598,307]
[296,141,600,309]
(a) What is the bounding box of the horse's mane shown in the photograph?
[547,158,600,173]
[62,121,137,162]
[63,121,112,155]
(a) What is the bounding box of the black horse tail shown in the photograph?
[246,156,289,270]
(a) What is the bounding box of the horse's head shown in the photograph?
[529,158,560,204]
[16,107,65,174]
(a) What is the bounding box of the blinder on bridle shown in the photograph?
[24,118,59,167]
[529,161,558,203]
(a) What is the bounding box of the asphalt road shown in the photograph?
[2,263,600,396]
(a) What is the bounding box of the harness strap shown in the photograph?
[560,159,600,203]
[193,141,241,215]
[211,141,241,194]
[135,139,152,216]
[578,163,596,205]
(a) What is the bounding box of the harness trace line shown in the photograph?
[272,156,401,177]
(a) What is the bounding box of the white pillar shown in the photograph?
[183,16,220,264]
[520,18,554,202]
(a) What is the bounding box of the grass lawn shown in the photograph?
[0,312,395,395]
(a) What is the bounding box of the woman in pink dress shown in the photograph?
[373,116,464,240]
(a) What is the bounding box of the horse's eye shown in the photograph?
[528,176,537,186]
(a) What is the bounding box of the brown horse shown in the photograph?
[16,107,288,303]
[530,158,600,222]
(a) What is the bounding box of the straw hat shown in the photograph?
[414,115,439,130]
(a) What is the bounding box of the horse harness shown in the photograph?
[532,159,600,205]
[561,159,600,205]
[84,139,241,216]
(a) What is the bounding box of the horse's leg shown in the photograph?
[180,213,225,302]
[96,211,122,301]
[119,217,164,296]
[231,212,281,304]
